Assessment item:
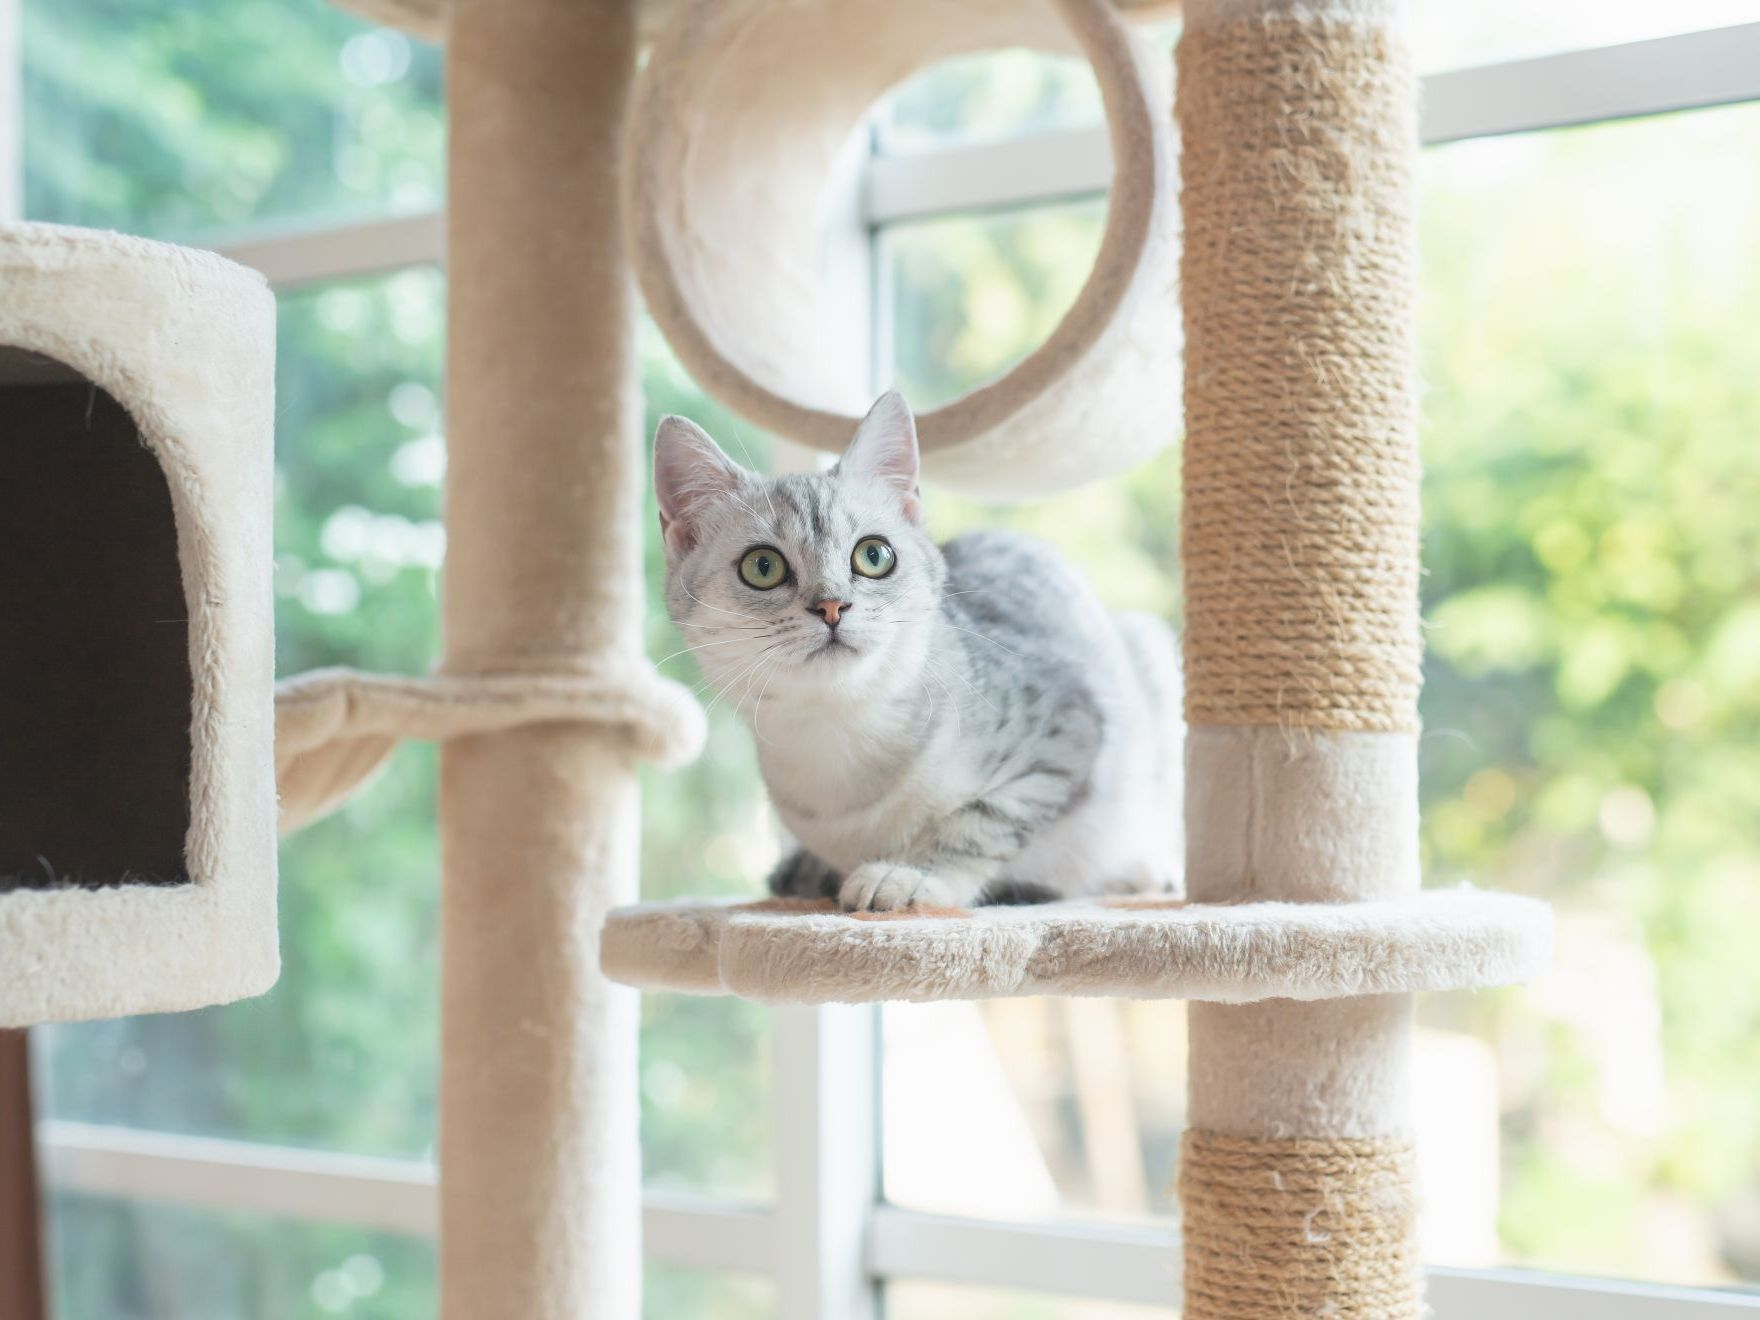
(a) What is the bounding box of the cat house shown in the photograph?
[0,223,278,1027]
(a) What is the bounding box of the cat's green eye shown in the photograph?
[739,545,789,590]
[851,536,896,579]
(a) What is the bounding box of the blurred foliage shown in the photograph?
[886,198,1182,620]
[1416,112,1760,1282]
[23,0,443,237]
[879,49,1102,155]
[50,1193,773,1320]
[49,1194,438,1320]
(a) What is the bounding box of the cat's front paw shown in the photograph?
[840,863,963,913]
[768,848,842,900]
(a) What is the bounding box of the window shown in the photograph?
[16,5,1760,1317]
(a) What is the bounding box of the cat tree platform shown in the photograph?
[600,888,1551,1004]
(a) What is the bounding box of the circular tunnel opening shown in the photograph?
[0,347,193,891]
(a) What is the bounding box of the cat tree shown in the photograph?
[269,0,1550,1314]
[0,0,1554,1312]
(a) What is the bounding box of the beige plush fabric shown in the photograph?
[600,890,1550,1004]
[1186,726,1420,904]
[1175,1,1435,1312]
[434,1,645,1315]
[273,664,704,832]
[0,223,278,1027]
[624,0,1180,500]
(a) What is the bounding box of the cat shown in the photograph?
[653,390,1182,912]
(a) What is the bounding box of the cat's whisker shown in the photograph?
[682,585,766,624]
[689,641,778,699]
[675,619,766,633]
[747,651,789,748]
[724,490,778,536]
[702,642,786,718]
[925,650,997,716]
[652,634,769,668]
[945,622,1024,658]
[920,663,961,740]
[726,655,771,720]
[723,422,783,527]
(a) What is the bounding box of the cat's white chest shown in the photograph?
[761,729,966,874]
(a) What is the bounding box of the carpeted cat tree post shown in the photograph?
[439,1,644,1314]
[1176,0,1425,1312]
[280,0,696,1312]
[281,0,695,1315]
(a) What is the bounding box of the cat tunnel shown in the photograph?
[624,0,1181,499]
[0,224,279,1029]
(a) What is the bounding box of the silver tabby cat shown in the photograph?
[654,391,1182,912]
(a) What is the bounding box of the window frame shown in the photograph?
[21,16,1760,1318]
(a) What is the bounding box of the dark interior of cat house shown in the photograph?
[0,349,192,891]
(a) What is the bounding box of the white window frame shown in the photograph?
[25,19,1760,1318]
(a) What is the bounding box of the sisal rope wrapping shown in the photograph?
[1179,1130,1420,1318]
[1178,17,1422,734]
[273,665,705,833]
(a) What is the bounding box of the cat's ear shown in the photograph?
[840,389,922,524]
[654,415,745,556]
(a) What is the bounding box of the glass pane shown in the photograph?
[886,198,1106,410]
[275,270,449,677]
[886,1283,1167,1319]
[46,1196,774,1320]
[875,24,1179,155]
[22,0,444,239]
[1415,105,1760,1288]
[884,1001,1185,1223]
[1417,3,1759,74]
[879,51,1102,155]
[646,1265,775,1320]
[884,196,1182,1225]
[880,101,1760,1292]
[48,1193,436,1319]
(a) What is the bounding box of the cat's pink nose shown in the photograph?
[809,599,850,627]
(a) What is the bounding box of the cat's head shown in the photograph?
[653,391,945,706]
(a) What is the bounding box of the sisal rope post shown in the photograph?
[1176,0,1425,1314]
[439,0,644,1314]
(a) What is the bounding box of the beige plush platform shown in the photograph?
[600,888,1551,1005]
